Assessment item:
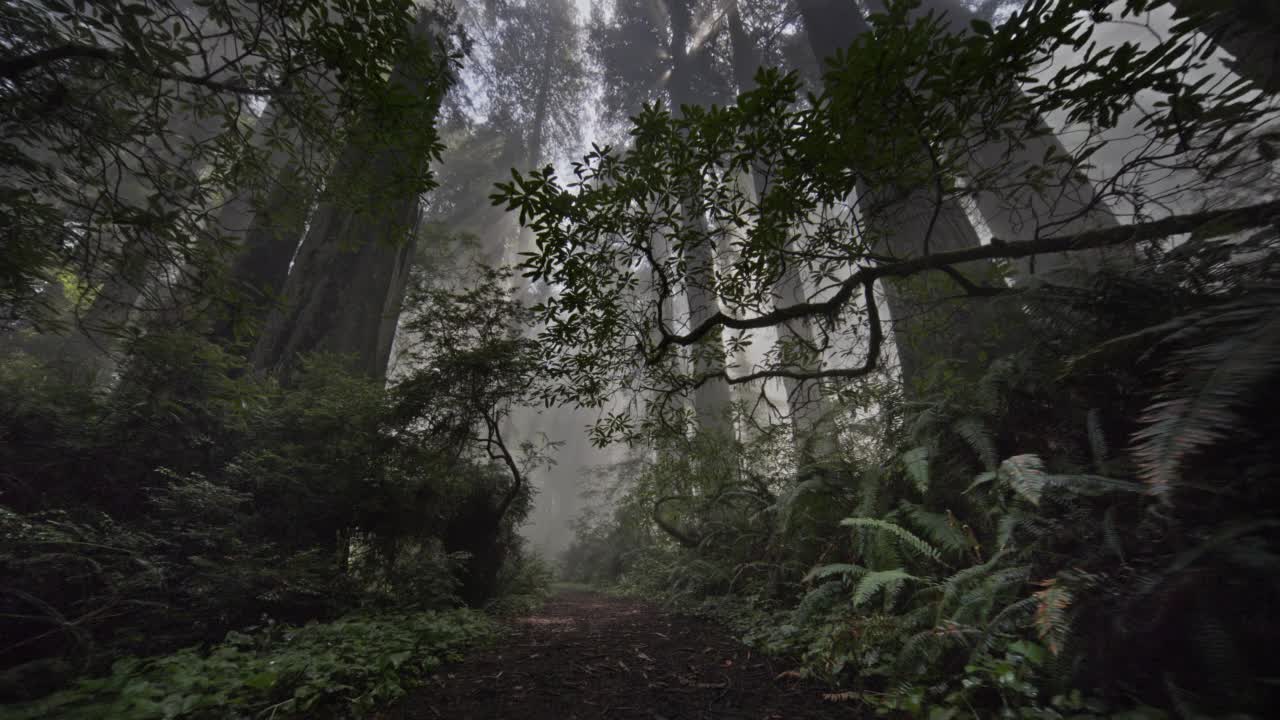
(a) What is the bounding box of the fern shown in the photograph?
[938,550,1009,614]
[794,581,848,624]
[901,446,930,494]
[841,517,944,565]
[964,470,997,495]
[803,563,866,583]
[901,503,970,559]
[1132,292,1280,494]
[897,623,979,673]
[1032,578,1073,655]
[953,416,998,471]
[998,454,1047,506]
[1086,408,1109,474]
[951,566,1028,626]
[853,569,918,608]
[977,596,1038,652]
[908,404,943,446]
[854,466,883,519]
[1102,505,1125,561]
[975,356,1018,417]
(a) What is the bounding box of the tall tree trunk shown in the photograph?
[69,0,241,363]
[512,19,558,289]
[207,71,345,346]
[208,157,308,345]
[667,0,733,434]
[864,0,1125,284]
[1169,0,1280,94]
[727,0,831,447]
[795,0,1006,394]
[251,11,446,381]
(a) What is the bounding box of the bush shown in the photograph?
[1,608,496,720]
[559,250,1280,718]
[0,320,536,699]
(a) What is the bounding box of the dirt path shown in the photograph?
[383,590,859,720]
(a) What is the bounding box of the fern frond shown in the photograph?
[978,596,1037,650]
[908,405,943,446]
[953,416,998,471]
[897,603,939,632]
[803,563,866,583]
[939,549,1010,614]
[882,576,907,610]
[975,356,1018,417]
[1043,473,1145,496]
[794,581,848,624]
[964,470,997,495]
[1032,578,1073,655]
[1102,505,1125,561]
[853,569,918,607]
[998,454,1046,506]
[854,467,883,519]
[952,566,1028,625]
[901,446,930,495]
[1132,294,1280,494]
[776,477,833,534]
[898,627,947,672]
[897,623,979,672]
[1086,408,1109,474]
[996,512,1022,551]
[901,503,970,558]
[982,565,1031,597]
[841,517,944,565]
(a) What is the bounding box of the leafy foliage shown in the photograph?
[0,259,549,700]
[2,608,495,719]
[495,0,1280,436]
[561,237,1280,716]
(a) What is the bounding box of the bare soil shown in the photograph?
[382,590,860,720]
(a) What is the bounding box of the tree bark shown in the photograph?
[208,109,312,346]
[667,0,734,434]
[251,11,446,381]
[1169,0,1280,94]
[727,0,832,446]
[796,0,1007,394]
[864,0,1125,284]
[70,0,243,360]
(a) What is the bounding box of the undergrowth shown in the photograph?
[0,609,496,720]
[559,235,1280,719]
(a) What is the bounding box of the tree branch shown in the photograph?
[484,413,525,523]
[2,42,272,95]
[656,198,1280,358]
[688,276,885,386]
[1,44,115,80]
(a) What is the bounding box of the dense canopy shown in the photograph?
[2,0,1279,717]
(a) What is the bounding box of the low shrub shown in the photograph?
[1,609,496,720]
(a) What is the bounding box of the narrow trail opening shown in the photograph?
[384,590,857,719]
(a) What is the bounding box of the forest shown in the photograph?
[1,0,1278,717]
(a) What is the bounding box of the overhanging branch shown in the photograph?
[656,198,1280,360]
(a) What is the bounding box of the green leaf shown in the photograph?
[852,569,917,607]
[803,563,866,583]
[841,517,943,564]
[244,671,277,690]
[902,446,930,494]
[997,455,1046,506]
[964,471,996,494]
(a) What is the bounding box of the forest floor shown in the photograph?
[381,589,859,720]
